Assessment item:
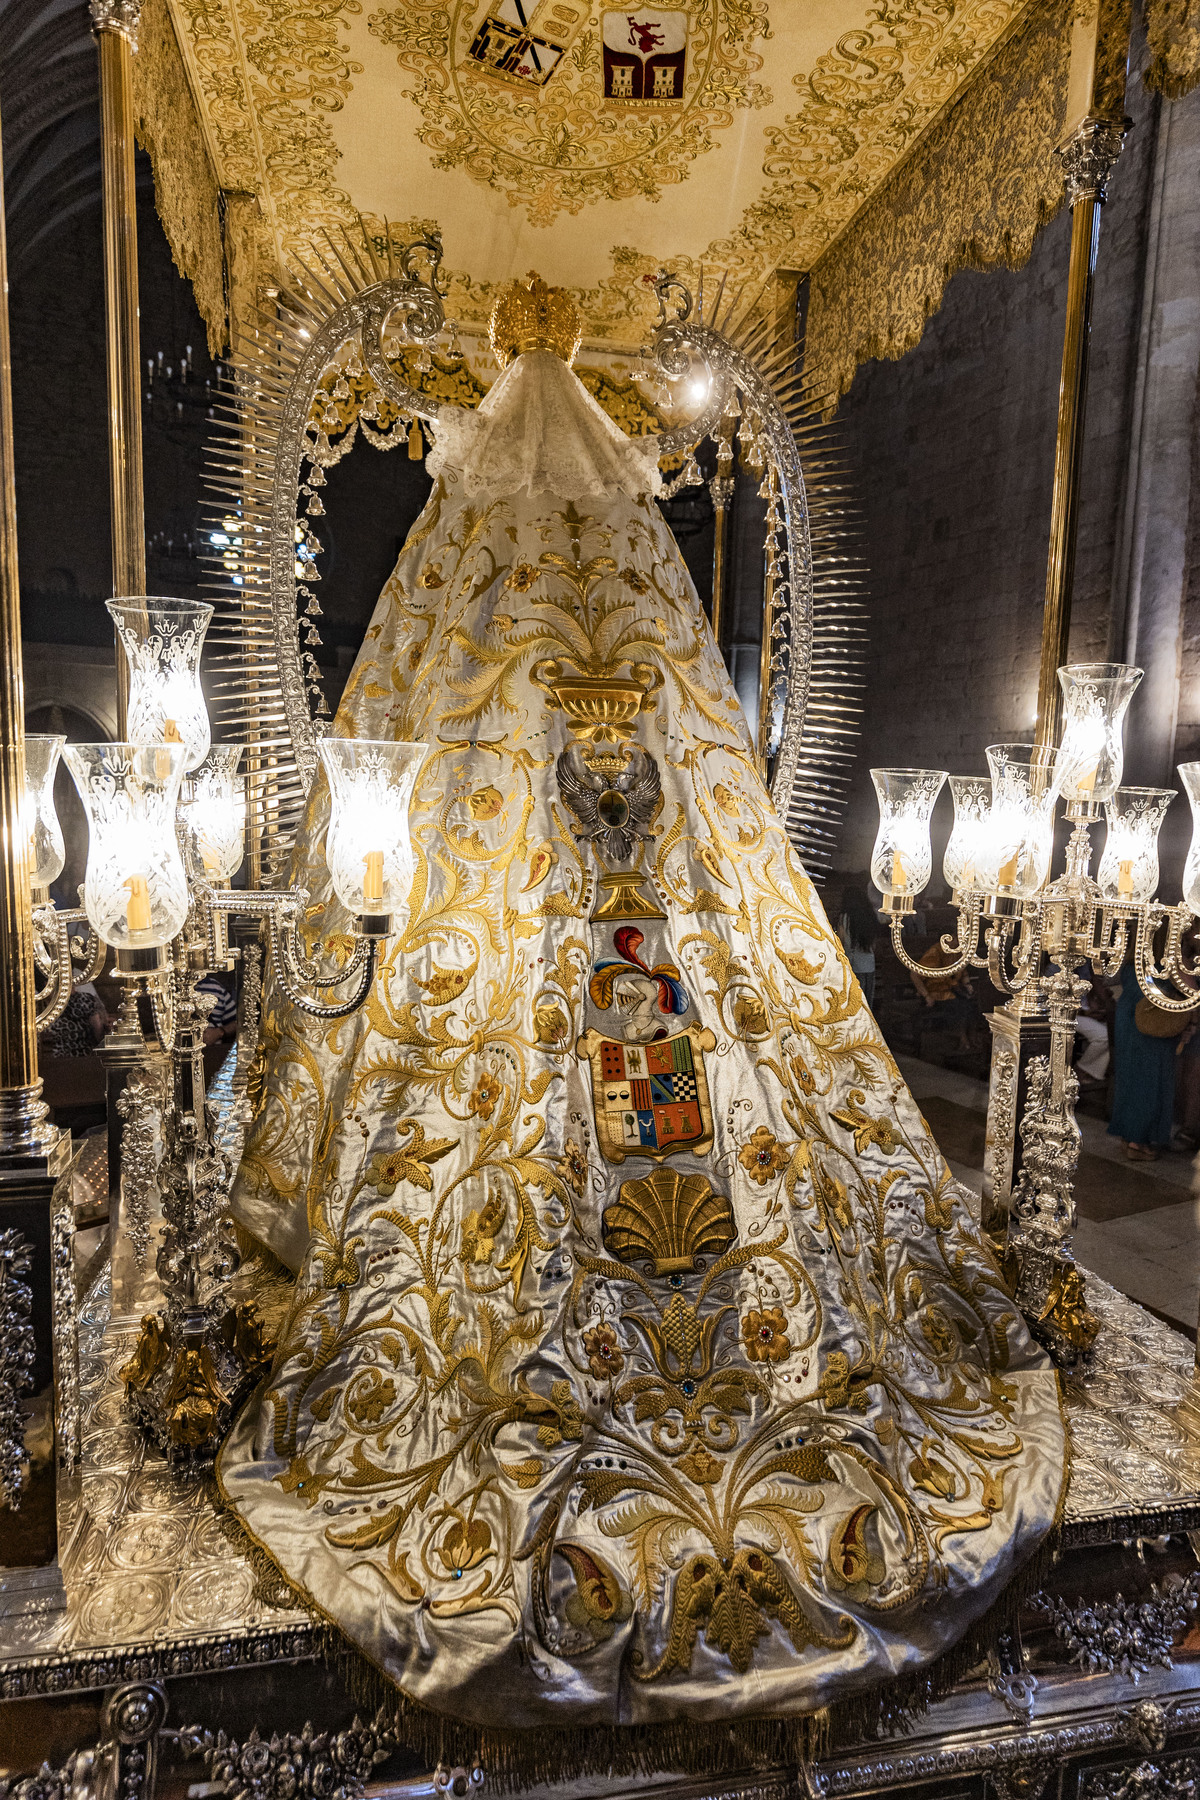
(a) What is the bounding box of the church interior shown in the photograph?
[3,0,1200,1797]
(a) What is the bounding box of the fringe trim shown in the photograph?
[210,1471,1061,1790]
[804,0,1072,408]
[232,1224,295,1280]
[826,1525,1061,1751]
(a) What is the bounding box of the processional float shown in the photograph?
[9,0,1200,1790]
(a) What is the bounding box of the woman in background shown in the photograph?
[1108,961,1179,1160]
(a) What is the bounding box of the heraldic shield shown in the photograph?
[578,1023,717,1162]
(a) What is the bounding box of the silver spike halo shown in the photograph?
[202,229,864,884]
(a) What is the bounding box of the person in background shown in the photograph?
[1074,974,1111,1089]
[909,935,975,1055]
[39,980,109,1058]
[837,885,880,1008]
[1108,959,1179,1161]
[196,973,237,1049]
[1172,925,1200,1152]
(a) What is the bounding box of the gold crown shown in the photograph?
[489,271,582,368]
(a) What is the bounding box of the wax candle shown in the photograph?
[997,852,1019,887]
[1078,764,1097,796]
[891,850,907,891]
[125,872,152,933]
[1118,858,1134,896]
[362,849,385,907]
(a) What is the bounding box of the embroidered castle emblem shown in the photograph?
[578,1023,716,1163]
[602,11,687,102]
[467,0,587,87]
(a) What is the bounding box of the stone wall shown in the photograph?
[829,24,1200,893]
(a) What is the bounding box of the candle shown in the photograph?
[961,861,976,887]
[362,849,384,907]
[163,720,183,743]
[891,849,907,892]
[1078,763,1097,796]
[1118,858,1134,897]
[997,852,1019,887]
[124,872,152,933]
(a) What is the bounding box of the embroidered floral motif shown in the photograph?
[582,1323,625,1379]
[226,460,1063,1732]
[556,1139,588,1194]
[469,1071,503,1120]
[739,1126,787,1185]
[742,1305,790,1363]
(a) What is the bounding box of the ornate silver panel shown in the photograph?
[0,1263,314,1693]
[0,1228,35,1507]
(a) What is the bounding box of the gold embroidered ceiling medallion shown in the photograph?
[365,0,769,223]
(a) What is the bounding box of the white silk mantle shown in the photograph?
[219,354,1065,1742]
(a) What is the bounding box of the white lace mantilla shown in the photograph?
[426,350,662,503]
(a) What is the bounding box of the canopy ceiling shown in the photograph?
[161,0,1035,345]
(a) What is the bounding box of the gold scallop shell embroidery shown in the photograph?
[602,1168,735,1277]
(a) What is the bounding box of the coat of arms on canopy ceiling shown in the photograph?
[602,10,687,102]
[367,0,770,224]
[466,0,587,88]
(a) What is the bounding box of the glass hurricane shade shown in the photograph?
[980,744,1057,897]
[1096,787,1174,903]
[318,738,429,918]
[107,597,214,773]
[1180,764,1200,913]
[63,742,189,949]
[869,768,946,899]
[24,734,65,890]
[182,744,245,881]
[943,776,992,893]
[1053,662,1143,806]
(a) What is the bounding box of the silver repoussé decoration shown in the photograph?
[1083,1759,1199,1800]
[177,1709,400,1800]
[1032,1573,1200,1682]
[88,0,141,38]
[1059,117,1130,207]
[204,230,445,879]
[645,271,865,872]
[0,1751,97,1800]
[0,1226,35,1508]
[116,1063,164,1267]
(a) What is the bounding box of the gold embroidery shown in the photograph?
[578,1022,717,1163]
[602,1168,735,1276]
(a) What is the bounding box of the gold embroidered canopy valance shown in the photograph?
[127,0,1200,401]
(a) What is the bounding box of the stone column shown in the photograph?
[91,0,146,735]
[1108,84,1200,790]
